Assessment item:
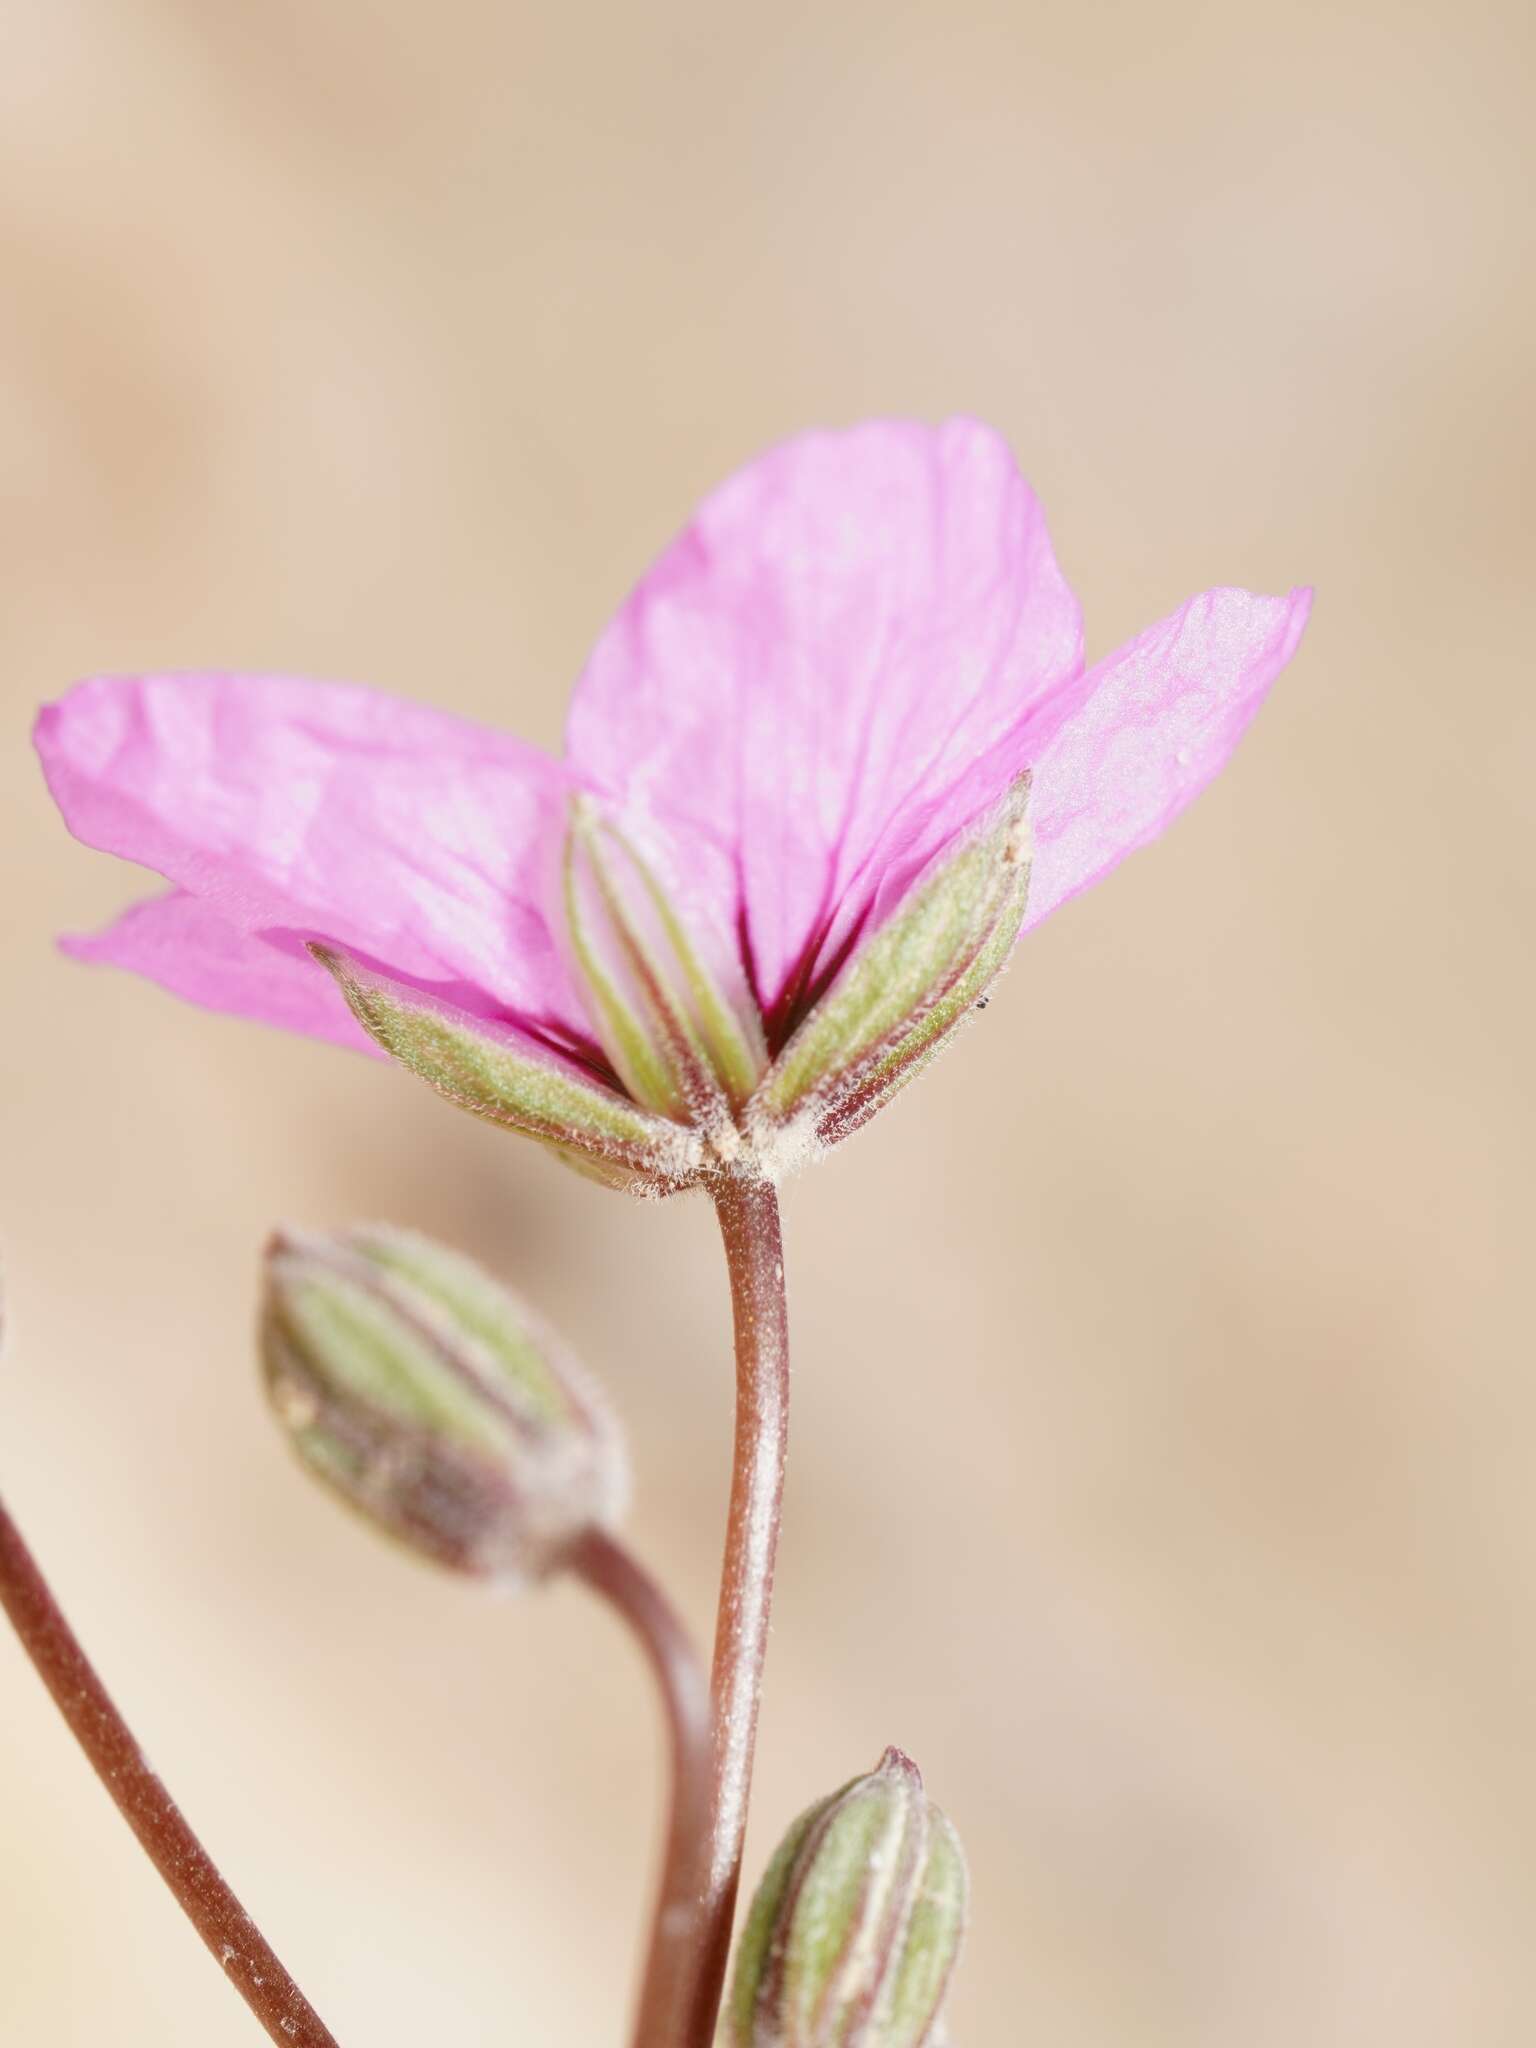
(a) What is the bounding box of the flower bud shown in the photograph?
[260,1224,627,1582]
[728,1746,968,2048]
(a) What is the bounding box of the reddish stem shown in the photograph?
[684,1174,791,2047]
[569,1526,712,2048]
[0,1491,340,2048]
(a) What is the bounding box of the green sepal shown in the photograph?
[344,1226,576,1430]
[728,1790,844,2046]
[605,820,766,1106]
[562,798,766,1121]
[881,1810,969,2046]
[562,815,686,1117]
[313,945,703,1196]
[812,872,1028,1149]
[748,778,1031,1148]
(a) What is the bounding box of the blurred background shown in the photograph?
[1,0,1531,2041]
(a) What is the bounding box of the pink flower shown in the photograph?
[36,418,1309,1194]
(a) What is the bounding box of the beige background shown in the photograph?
[1,1,1532,2042]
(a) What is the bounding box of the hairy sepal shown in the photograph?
[562,797,765,1134]
[313,945,703,1196]
[746,781,1031,1170]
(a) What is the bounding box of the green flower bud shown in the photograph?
[729,1746,969,2048]
[260,1224,627,1582]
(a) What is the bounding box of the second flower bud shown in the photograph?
[260,1224,627,1583]
[728,1746,968,2048]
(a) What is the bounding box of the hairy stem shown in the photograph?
[686,1174,791,2047]
[569,1526,712,2048]
[0,1492,340,2047]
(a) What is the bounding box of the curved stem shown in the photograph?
[0,1491,340,2048]
[685,1174,791,2048]
[569,1526,711,2048]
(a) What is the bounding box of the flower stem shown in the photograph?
[0,1491,340,2048]
[685,1174,791,2047]
[568,1526,711,2048]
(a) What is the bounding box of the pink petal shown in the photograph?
[564,418,1083,1022]
[1023,585,1313,931]
[36,674,589,1040]
[63,889,379,1051]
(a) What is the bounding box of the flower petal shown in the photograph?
[63,888,377,1050]
[1023,585,1313,931]
[564,418,1082,1026]
[36,674,589,1040]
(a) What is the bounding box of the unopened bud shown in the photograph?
[260,1224,627,1582]
[728,1746,968,2048]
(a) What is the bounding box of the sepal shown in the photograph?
[313,945,704,1196]
[747,779,1031,1171]
[561,796,766,1126]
